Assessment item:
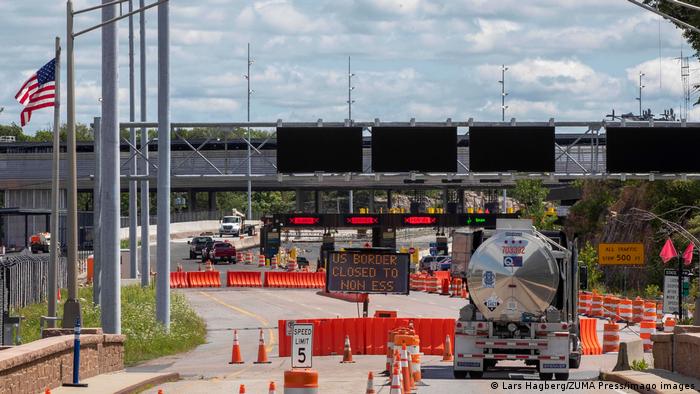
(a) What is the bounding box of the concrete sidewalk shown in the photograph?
[602,369,700,394]
[51,371,179,394]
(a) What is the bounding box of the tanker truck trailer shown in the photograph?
[453,219,581,380]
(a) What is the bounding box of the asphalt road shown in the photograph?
[131,287,642,393]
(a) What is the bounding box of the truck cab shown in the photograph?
[219,216,242,237]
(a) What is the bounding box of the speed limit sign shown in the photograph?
[291,323,313,368]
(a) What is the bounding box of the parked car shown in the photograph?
[188,236,213,259]
[419,255,452,272]
[207,241,237,264]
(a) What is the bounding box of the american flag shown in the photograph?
[15,58,56,127]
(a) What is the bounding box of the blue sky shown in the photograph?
[0,0,697,133]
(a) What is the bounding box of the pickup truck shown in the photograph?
[188,236,213,259]
[206,241,237,264]
[219,213,259,237]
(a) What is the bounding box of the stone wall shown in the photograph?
[651,326,700,378]
[0,333,125,394]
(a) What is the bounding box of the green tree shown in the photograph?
[511,179,557,229]
[579,242,603,292]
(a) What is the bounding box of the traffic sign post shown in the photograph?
[291,323,313,369]
[598,243,644,265]
[663,268,691,316]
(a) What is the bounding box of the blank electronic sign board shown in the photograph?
[606,127,700,173]
[371,127,457,172]
[276,127,363,173]
[469,126,555,172]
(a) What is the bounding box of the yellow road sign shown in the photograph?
[598,243,644,265]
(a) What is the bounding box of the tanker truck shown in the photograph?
[453,219,581,380]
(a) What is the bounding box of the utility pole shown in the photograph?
[498,65,508,121]
[636,71,645,117]
[63,0,81,329]
[128,0,138,280]
[48,37,61,327]
[139,0,149,287]
[245,43,253,220]
[347,56,355,214]
[156,0,171,330]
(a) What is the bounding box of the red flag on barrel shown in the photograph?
[659,238,678,264]
[683,243,695,266]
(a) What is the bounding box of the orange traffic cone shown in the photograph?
[268,381,277,394]
[157,390,163,394]
[228,330,244,364]
[340,335,355,363]
[238,384,246,393]
[460,286,467,299]
[389,366,402,394]
[45,389,51,394]
[254,329,271,364]
[401,344,413,393]
[442,334,454,362]
[365,372,375,394]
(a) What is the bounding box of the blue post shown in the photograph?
[63,317,88,387]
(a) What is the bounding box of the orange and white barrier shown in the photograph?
[284,369,318,394]
[632,297,645,323]
[643,301,656,323]
[602,322,620,353]
[578,292,591,316]
[579,318,602,355]
[287,256,298,272]
[618,298,633,322]
[258,254,266,267]
[663,317,676,333]
[639,320,656,353]
[656,302,663,325]
[246,251,253,265]
[591,295,603,317]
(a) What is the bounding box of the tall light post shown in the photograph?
[65,0,168,333]
[244,43,254,220]
[347,56,355,121]
[636,71,645,117]
[498,64,508,121]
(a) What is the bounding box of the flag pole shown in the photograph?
[48,36,61,328]
[678,254,683,320]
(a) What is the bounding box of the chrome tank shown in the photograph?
[466,229,559,321]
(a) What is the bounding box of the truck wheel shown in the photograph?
[569,354,581,369]
[189,251,195,259]
[468,371,483,379]
[555,373,569,381]
[452,370,467,379]
[219,233,223,238]
[539,373,553,380]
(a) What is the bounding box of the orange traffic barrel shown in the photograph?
[577,292,591,316]
[284,369,318,393]
[632,297,645,323]
[87,255,94,284]
[663,317,676,333]
[602,322,620,353]
[591,295,603,317]
[643,301,656,322]
[618,298,633,322]
[639,320,656,352]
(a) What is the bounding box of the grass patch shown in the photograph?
[16,285,206,366]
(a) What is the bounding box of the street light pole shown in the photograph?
[63,0,81,329]
[498,64,508,122]
[128,0,138,280]
[637,72,645,117]
[156,0,171,329]
[48,36,61,328]
[246,43,253,220]
[139,0,150,287]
